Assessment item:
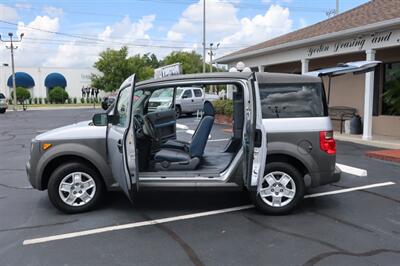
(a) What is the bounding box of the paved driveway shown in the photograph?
[0,109,400,266]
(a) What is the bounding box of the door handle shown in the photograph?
[191,99,194,102]
[117,139,123,153]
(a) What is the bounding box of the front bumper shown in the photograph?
[26,160,36,189]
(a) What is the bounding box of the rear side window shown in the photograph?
[193,89,202,97]
[259,83,327,119]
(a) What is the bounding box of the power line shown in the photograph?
[0,19,281,48]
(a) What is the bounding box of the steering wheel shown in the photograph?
[133,114,145,138]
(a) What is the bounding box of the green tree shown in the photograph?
[161,51,204,74]
[11,87,31,104]
[383,79,400,115]
[91,47,160,92]
[49,87,69,104]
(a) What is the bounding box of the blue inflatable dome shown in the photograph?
[45,73,67,89]
[7,72,35,88]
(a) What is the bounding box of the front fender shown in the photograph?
[36,143,113,189]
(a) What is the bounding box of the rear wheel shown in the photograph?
[251,162,305,215]
[47,162,105,214]
[0,109,6,114]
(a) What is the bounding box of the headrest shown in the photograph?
[203,101,215,116]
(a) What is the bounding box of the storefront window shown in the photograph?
[383,62,400,116]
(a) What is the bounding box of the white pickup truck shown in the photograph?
[148,87,219,117]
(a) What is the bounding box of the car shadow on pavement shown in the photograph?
[102,190,251,213]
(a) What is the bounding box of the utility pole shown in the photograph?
[208,42,220,73]
[336,0,339,15]
[202,0,206,73]
[209,43,213,73]
[0,32,24,111]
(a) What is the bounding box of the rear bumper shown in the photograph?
[311,165,341,187]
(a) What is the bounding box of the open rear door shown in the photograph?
[243,74,268,190]
[305,60,381,103]
[107,74,138,202]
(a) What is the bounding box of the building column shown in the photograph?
[301,59,309,74]
[363,49,376,140]
[258,65,264,72]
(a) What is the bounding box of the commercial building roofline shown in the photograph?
[218,17,400,64]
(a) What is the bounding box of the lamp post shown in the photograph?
[0,32,24,111]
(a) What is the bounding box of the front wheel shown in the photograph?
[175,105,182,118]
[0,109,6,114]
[47,162,105,214]
[251,162,305,215]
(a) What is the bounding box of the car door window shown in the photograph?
[193,89,202,97]
[115,87,131,127]
[182,89,192,98]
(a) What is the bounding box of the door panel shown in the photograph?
[145,109,176,141]
[193,88,205,111]
[243,77,267,189]
[181,89,195,113]
[107,74,137,202]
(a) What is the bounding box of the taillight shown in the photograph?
[320,131,336,154]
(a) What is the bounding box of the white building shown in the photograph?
[0,65,101,99]
[218,0,400,139]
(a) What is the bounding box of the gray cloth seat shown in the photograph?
[154,101,215,171]
[161,102,215,151]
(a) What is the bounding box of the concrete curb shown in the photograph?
[334,133,400,150]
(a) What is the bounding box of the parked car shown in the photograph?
[0,93,8,114]
[149,86,219,117]
[101,92,118,110]
[27,71,341,215]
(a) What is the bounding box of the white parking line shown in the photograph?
[23,205,254,245]
[304,181,395,198]
[208,138,230,142]
[23,181,395,246]
[176,124,188,130]
[336,163,368,177]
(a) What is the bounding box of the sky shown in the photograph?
[0,0,369,68]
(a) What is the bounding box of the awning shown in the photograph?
[7,72,35,88]
[45,73,67,89]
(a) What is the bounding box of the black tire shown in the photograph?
[47,162,105,214]
[0,109,5,114]
[175,105,182,118]
[251,162,305,215]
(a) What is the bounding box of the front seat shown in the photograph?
[154,101,215,170]
[161,101,213,151]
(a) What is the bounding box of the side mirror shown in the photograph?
[182,95,188,99]
[92,113,108,126]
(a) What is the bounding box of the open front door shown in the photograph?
[243,75,267,190]
[107,74,138,202]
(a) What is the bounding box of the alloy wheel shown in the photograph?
[259,171,296,207]
[58,172,96,207]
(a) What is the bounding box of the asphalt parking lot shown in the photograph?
[1,108,400,266]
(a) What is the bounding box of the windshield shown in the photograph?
[176,88,183,97]
[132,90,147,114]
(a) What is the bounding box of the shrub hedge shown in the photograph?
[212,99,233,116]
